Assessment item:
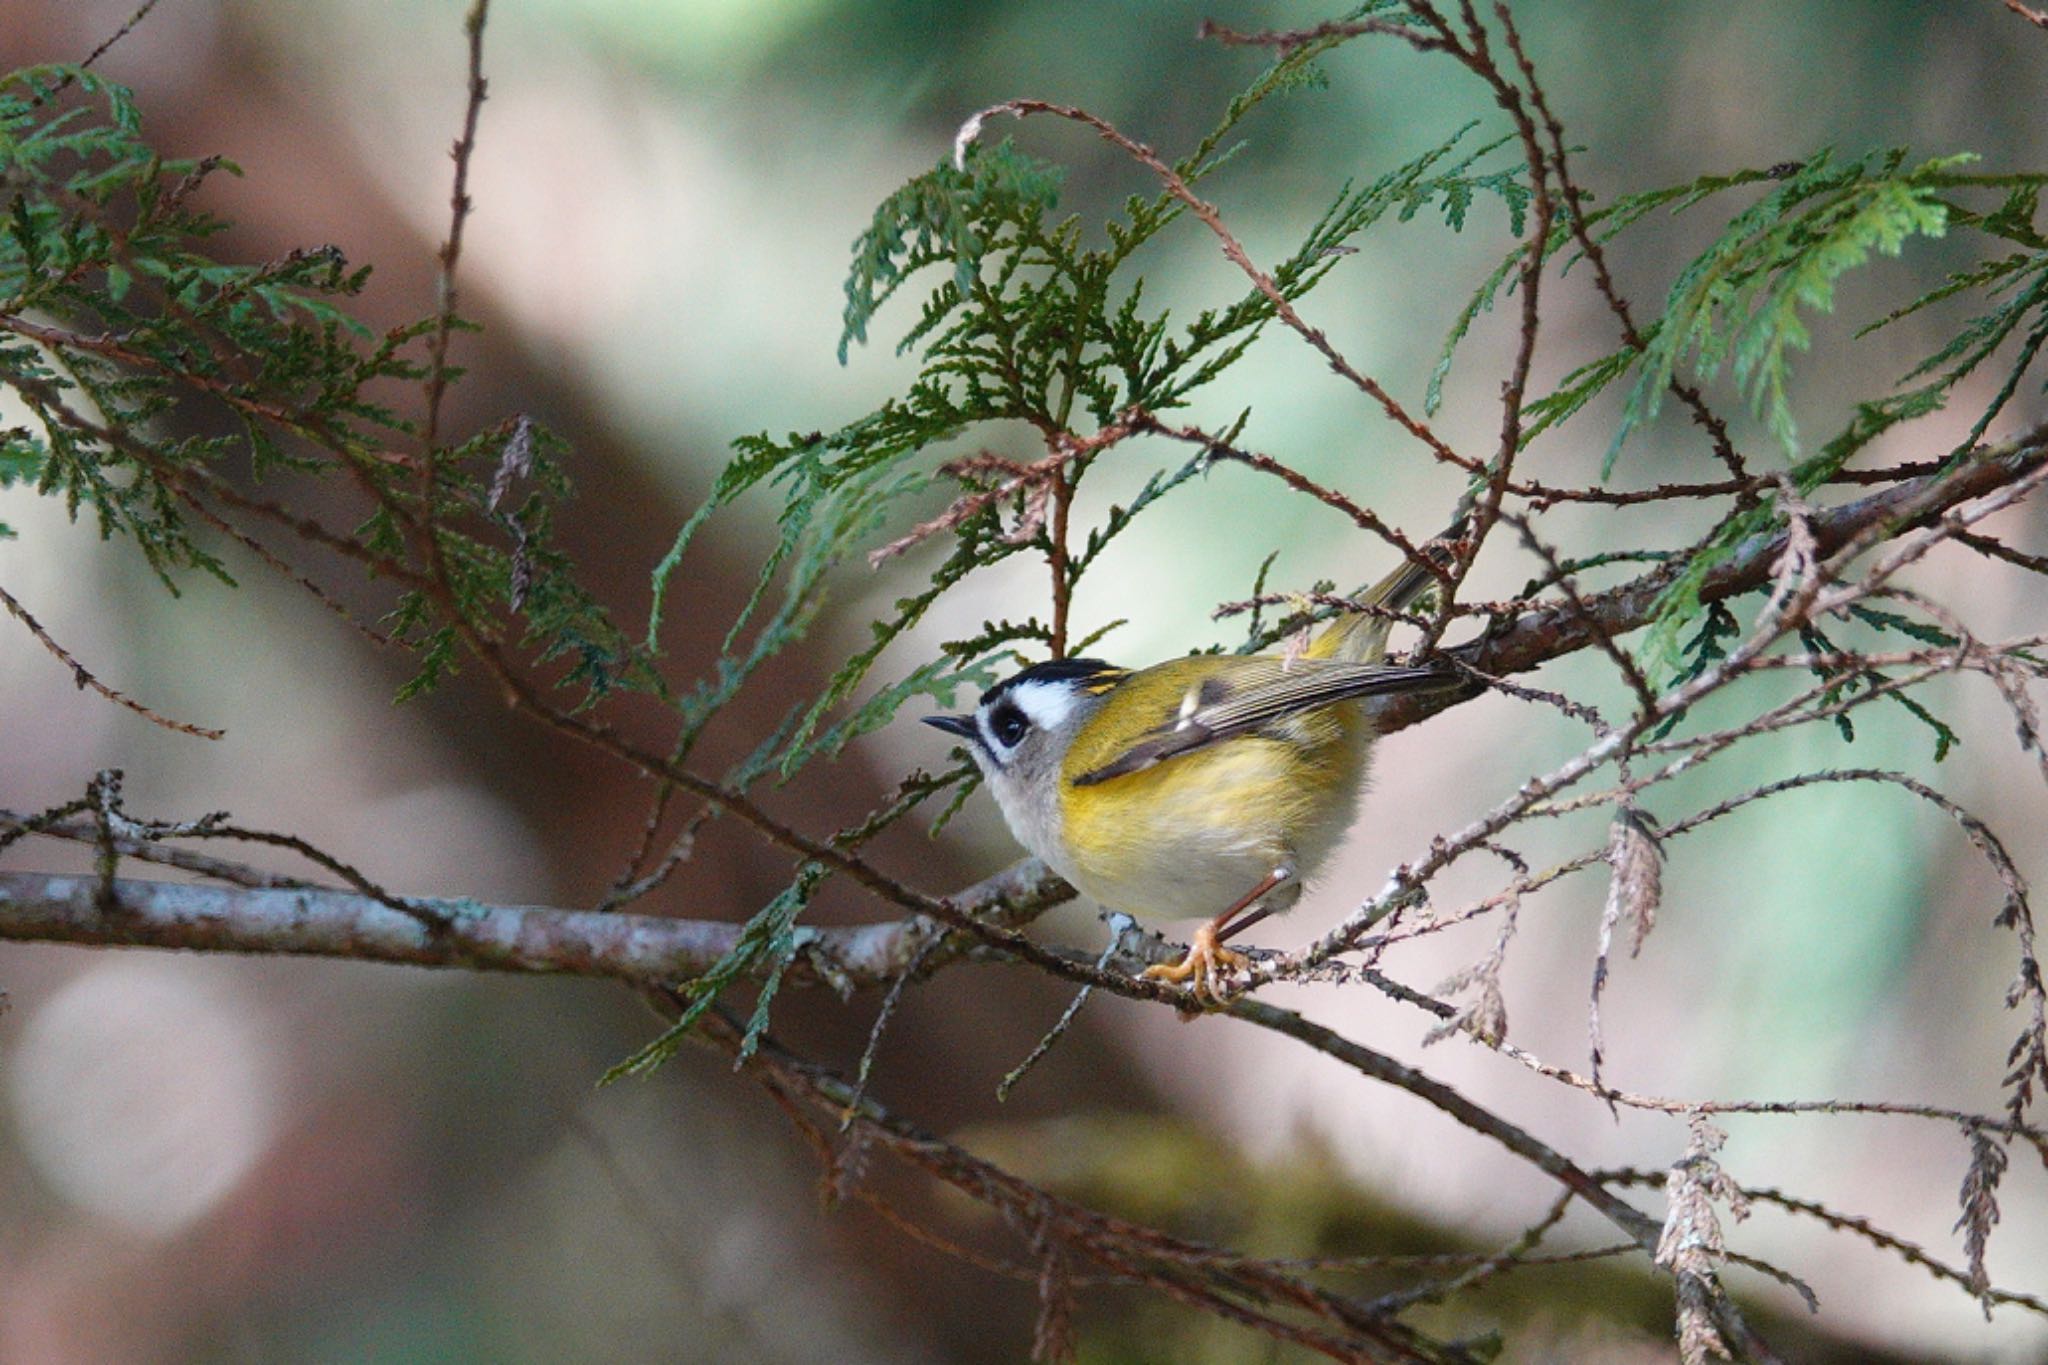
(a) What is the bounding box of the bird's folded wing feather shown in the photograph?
[1071,659,1452,786]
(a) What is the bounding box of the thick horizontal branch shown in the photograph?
[0,862,1064,989]
[1368,426,2048,732]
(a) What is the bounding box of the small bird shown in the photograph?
[925,521,1464,1000]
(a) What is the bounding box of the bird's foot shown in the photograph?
[1140,920,1251,1005]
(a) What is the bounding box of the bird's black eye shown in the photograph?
[990,703,1029,748]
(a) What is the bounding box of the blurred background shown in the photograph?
[2,1,2046,1360]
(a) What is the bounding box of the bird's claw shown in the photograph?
[1140,921,1250,1005]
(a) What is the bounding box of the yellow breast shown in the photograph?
[1054,658,1374,921]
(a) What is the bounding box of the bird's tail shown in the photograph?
[1306,508,1468,663]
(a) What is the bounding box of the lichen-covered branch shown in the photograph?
[0,862,1064,990]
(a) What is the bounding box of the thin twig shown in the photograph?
[0,583,224,738]
[2001,0,2048,31]
[79,0,166,71]
[420,0,491,459]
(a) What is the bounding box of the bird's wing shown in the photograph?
[1071,658,1453,787]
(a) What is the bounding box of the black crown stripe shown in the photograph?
[980,657,1125,706]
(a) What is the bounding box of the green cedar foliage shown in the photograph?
[5,13,2046,1065]
[1450,149,2048,686]
[0,64,650,704]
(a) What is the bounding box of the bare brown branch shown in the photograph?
[2001,0,2048,30]
[0,583,224,738]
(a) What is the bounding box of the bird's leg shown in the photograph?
[1141,866,1292,1003]
[1214,891,1285,944]
[1215,866,1291,943]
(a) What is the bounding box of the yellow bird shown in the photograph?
[926,521,1462,999]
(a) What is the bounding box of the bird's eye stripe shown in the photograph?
[988,703,1030,747]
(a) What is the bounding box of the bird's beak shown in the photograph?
[923,713,978,741]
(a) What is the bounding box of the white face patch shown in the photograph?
[1006,679,1081,731]
[976,678,1079,763]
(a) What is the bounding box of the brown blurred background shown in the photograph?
[2,2,2046,1360]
